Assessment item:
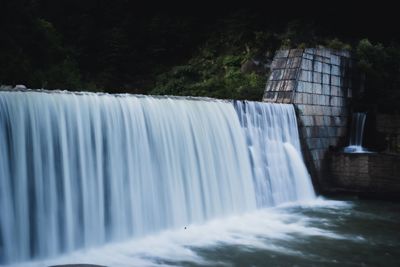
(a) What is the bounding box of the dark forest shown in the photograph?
[1,1,399,110]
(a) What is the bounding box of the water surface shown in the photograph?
[9,198,399,267]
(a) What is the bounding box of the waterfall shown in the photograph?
[235,101,315,206]
[344,112,368,153]
[0,91,315,265]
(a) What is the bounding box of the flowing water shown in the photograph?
[0,91,314,265]
[6,198,400,267]
[1,92,397,267]
[344,112,369,153]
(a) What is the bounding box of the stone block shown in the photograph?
[328,127,337,137]
[271,58,288,69]
[322,63,331,74]
[296,81,308,92]
[301,115,314,126]
[312,73,321,83]
[315,49,324,57]
[331,75,341,86]
[331,65,340,76]
[312,94,318,105]
[331,55,340,66]
[314,116,323,126]
[263,91,278,102]
[322,74,330,85]
[281,93,292,103]
[301,59,313,70]
[305,48,315,55]
[321,96,327,107]
[304,94,311,105]
[296,81,303,92]
[270,69,285,80]
[317,95,324,105]
[266,80,281,92]
[323,50,332,58]
[330,96,336,106]
[325,95,330,105]
[303,53,314,60]
[321,96,327,106]
[278,92,292,102]
[331,86,341,96]
[322,84,330,95]
[282,80,295,91]
[294,92,303,103]
[300,70,313,82]
[287,57,302,68]
[305,83,313,93]
[318,105,325,115]
[289,49,304,57]
[322,57,331,63]
[283,69,298,80]
[326,116,333,125]
[308,94,314,105]
[314,55,324,62]
[313,83,322,94]
[275,50,289,58]
[313,61,323,72]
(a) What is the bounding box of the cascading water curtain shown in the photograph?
[0,91,314,265]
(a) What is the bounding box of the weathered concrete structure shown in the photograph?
[329,152,400,199]
[263,48,353,187]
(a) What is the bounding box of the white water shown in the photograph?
[8,199,352,267]
[0,91,315,265]
[235,101,315,206]
[344,112,369,153]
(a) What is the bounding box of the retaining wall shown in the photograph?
[263,48,353,187]
[329,152,400,198]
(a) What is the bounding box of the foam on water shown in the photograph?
[7,199,352,267]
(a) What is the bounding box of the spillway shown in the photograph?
[0,91,315,264]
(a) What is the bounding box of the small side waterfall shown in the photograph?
[0,91,315,265]
[344,112,368,153]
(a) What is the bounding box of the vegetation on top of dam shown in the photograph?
[1,1,399,111]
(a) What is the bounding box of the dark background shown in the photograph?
[1,0,399,109]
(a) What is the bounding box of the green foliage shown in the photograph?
[151,27,268,100]
[32,57,82,90]
[355,39,400,113]
[0,14,83,89]
[325,38,352,51]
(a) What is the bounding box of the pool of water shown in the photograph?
[8,197,400,267]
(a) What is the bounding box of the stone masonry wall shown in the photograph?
[263,48,353,187]
[329,153,400,198]
[376,114,400,153]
